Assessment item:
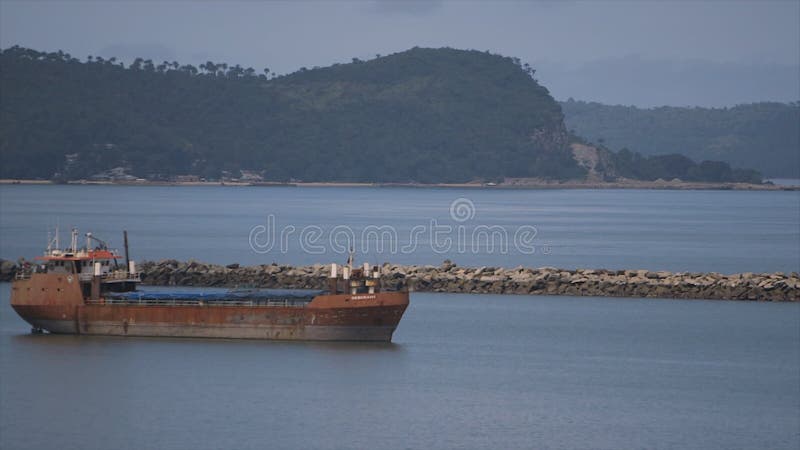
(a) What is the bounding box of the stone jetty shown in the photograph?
[135,259,798,302]
[1,258,796,301]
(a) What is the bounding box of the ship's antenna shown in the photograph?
[54,221,60,251]
[348,246,354,270]
[71,227,78,253]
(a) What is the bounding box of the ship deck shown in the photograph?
[101,287,323,308]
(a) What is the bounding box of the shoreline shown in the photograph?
[0,178,797,191]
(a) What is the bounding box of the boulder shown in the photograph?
[0,259,17,282]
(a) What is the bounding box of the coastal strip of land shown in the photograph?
[5,259,793,302]
[1,178,797,190]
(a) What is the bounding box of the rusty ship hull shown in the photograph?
[11,270,409,342]
[11,229,408,342]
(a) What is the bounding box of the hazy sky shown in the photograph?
[1,0,798,106]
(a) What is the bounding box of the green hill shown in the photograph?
[561,99,800,178]
[0,46,582,182]
[0,46,769,184]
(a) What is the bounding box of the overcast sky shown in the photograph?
[1,0,798,106]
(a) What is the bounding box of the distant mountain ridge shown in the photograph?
[538,56,799,108]
[561,99,800,178]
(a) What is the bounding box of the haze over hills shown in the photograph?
[561,100,800,178]
[537,56,799,108]
[0,45,766,184]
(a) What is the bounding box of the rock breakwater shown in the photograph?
[1,258,796,301]
[135,260,798,302]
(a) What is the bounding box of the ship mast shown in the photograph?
[46,224,60,255]
[123,230,130,270]
[347,247,354,271]
[71,228,78,253]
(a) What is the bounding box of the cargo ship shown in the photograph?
[10,229,409,342]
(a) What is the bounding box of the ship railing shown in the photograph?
[104,271,141,282]
[14,271,32,280]
[77,271,141,282]
[86,298,309,308]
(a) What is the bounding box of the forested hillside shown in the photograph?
[0,46,769,184]
[561,100,799,178]
[0,46,581,182]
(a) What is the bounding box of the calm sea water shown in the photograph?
[1,185,799,273]
[1,287,798,450]
[1,185,799,450]
[769,178,800,187]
